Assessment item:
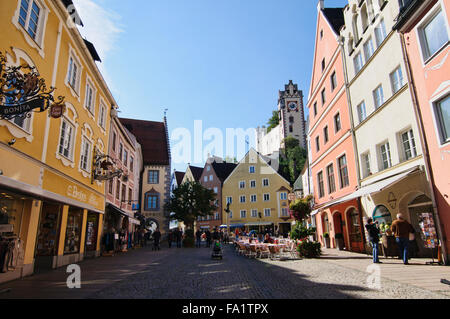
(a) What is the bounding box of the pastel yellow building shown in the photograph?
[222,148,293,236]
[0,0,116,282]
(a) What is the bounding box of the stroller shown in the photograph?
[211,240,223,260]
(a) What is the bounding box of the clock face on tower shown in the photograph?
[288,102,297,111]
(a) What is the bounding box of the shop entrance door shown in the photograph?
[84,212,99,258]
[34,202,62,273]
[408,195,438,258]
[333,212,345,250]
[278,223,291,238]
[346,208,364,253]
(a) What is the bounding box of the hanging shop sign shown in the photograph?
[0,52,65,120]
[91,148,123,184]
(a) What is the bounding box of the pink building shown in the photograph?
[103,113,143,253]
[394,0,450,264]
[308,1,363,252]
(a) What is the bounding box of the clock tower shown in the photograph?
[278,80,307,150]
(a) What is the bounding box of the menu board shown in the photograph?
[418,212,438,249]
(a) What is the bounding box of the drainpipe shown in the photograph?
[399,33,448,265]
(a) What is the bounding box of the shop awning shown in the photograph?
[244,222,273,226]
[106,203,139,224]
[229,223,245,228]
[199,226,210,229]
[312,166,421,213]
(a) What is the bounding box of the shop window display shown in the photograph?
[0,191,26,273]
[36,203,62,256]
[64,208,83,255]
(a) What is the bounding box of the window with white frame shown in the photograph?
[363,37,375,62]
[357,101,367,123]
[80,137,92,172]
[338,155,349,188]
[262,178,269,187]
[130,156,134,172]
[263,193,270,202]
[316,136,320,152]
[280,192,287,200]
[67,54,81,94]
[373,85,384,109]
[226,196,232,204]
[84,79,95,114]
[281,208,289,217]
[434,94,450,144]
[361,152,371,178]
[250,180,256,188]
[240,210,246,218]
[250,194,257,202]
[379,141,392,170]
[240,195,246,203]
[249,166,255,173]
[264,208,271,217]
[353,51,364,73]
[213,187,218,193]
[123,149,128,166]
[334,113,342,133]
[390,66,404,94]
[209,175,213,181]
[321,88,326,106]
[330,71,337,91]
[215,212,219,220]
[375,19,387,47]
[229,211,233,219]
[58,118,75,160]
[401,129,417,161]
[119,143,123,161]
[204,176,208,182]
[18,0,42,41]
[326,164,336,194]
[323,126,329,144]
[239,181,245,189]
[98,101,106,129]
[251,209,258,218]
[207,165,210,171]
[418,7,449,61]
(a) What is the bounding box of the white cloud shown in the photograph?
[72,0,124,98]
[73,0,123,61]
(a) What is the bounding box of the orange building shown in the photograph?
[308,1,364,252]
[394,0,450,264]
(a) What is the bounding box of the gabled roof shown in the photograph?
[120,118,170,166]
[211,162,238,182]
[293,174,303,191]
[322,8,345,35]
[188,165,204,182]
[175,171,185,185]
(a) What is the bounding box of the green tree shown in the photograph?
[279,137,307,184]
[267,110,280,133]
[164,181,217,230]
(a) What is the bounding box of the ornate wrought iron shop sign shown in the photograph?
[91,148,123,184]
[0,52,65,120]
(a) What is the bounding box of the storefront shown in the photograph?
[103,204,139,254]
[0,189,31,282]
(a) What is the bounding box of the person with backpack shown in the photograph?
[365,218,382,263]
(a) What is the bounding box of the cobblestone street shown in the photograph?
[1,243,449,299]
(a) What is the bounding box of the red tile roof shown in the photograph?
[119,118,170,166]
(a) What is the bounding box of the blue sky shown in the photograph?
[74,0,348,171]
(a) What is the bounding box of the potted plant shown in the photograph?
[297,240,322,258]
[335,233,345,250]
[323,232,330,248]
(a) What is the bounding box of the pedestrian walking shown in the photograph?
[365,218,382,263]
[391,213,415,265]
[153,228,161,250]
[176,228,182,248]
[168,230,173,248]
[205,229,212,248]
[152,228,161,251]
[212,227,220,242]
[195,229,202,248]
